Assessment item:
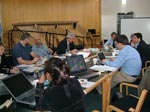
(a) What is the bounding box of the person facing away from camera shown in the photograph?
[35,57,85,112]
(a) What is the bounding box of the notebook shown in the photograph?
[2,73,35,106]
[66,55,98,79]
[98,52,117,60]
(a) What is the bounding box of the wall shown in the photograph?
[101,0,150,39]
[1,0,101,42]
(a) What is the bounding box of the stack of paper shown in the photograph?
[78,79,95,88]
[23,67,43,73]
[77,51,90,58]
[16,64,35,69]
[90,65,117,72]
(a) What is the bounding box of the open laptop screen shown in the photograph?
[2,73,33,97]
[66,55,87,75]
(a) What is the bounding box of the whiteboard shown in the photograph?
[121,18,150,44]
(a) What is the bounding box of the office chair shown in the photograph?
[145,60,150,68]
[107,89,148,112]
[107,66,150,112]
[119,65,150,96]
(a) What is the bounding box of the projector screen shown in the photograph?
[121,18,150,44]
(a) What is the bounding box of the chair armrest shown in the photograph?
[128,94,139,99]
[142,67,146,77]
[120,82,138,94]
[145,61,150,68]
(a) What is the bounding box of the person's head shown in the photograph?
[20,32,31,44]
[130,33,134,40]
[111,32,117,40]
[66,31,75,43]
[132,33,142,44]
[44,57,70,85]
[34,35,42,46]
[0,42,5,56]
[114,35,129,50]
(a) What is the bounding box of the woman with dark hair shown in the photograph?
[35,57,85,112]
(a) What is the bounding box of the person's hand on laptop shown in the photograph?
[10,67,19,74]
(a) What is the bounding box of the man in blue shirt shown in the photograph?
[104,32,117,49]
[13,33,39,65]
[32,35,52,59]
[102,35,142,88]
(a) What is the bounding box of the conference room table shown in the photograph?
[0,48,118,112]
[20,48,118,112]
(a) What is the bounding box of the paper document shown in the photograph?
[16,64,35,69]
[54,55,66,59]
[105,56,117,59]
[78,79,95,88]
[23,67,43,73]
[90,65,117,72]
[77,51,90,58]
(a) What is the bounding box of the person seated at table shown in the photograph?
[35,57,85,112]
[56,31,78,55]
[129,33,134,46]
[104,32,117,49]
[102,35,141,88]
[32,34,52,59]
[13,32,39,65]
[0,42,19,74]
[131,32,150,68]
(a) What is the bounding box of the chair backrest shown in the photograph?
[134,89,148,112]
[138,66,150,96]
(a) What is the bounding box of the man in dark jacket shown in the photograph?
[131,33,150,68]
[56,31,78,55]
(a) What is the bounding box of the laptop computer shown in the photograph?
[97,52,106,61]
[66,55,98,79]
[2,73,35,106]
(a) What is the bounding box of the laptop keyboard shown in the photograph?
[78,71,99,79]
[17,89,35,103]
[21,95,35,103]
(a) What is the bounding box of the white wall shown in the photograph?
[101,0,150,39]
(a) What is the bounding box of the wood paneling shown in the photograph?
[1,0,101,45]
